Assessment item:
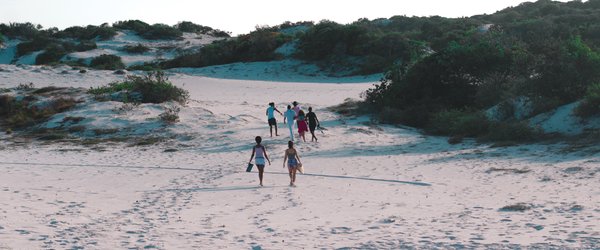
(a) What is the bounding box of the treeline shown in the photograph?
[0,20,230,65]
[363,0,600,141]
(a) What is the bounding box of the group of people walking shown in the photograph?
[249,101,320,187]
[267,101,320,142]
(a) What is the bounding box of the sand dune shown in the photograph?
[0,65,599,248]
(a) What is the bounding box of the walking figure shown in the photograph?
[283,105,296,141]
[283,140,302,187]
[248,136,271,186]
[306,107,320,142]
[266,102,282,137]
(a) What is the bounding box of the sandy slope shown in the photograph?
[0,65,599,249]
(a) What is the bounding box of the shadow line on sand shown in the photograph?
[159,185,289,192]
[0,161,202,171]
[262,171,431,186]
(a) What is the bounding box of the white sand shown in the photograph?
[0,65,599,248]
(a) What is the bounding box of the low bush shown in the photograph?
[0,95,16,115]
[16,83,35,90]
[0,95,78,128]
[74,40,97,52]
[159,104,180,123]
[88,71,189,104]
[16,37,52,57]
[142,24,182,40]
[90,54,125,70]
[574,83,600,118]
[480,121,540,143]
[163,28,291,68]
[0,22,40,40]
[55,25,117,40]
[113,20,182,40]
[35,44,68,65]
[174,21,231,37]
[127,63,161,71]
[122,43,150,54]
[426,110,490,137]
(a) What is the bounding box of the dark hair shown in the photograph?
[308,107,312,112]
[293,101,298,106]
[288,140,294,148]
[298,110,305,116]
[269,102,274,106]
[255,136,262,144]
[287,105,291,109]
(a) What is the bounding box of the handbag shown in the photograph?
[296,163,304,174]
[246,163,253,172]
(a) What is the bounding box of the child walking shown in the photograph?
[248,136,271,186]
[283,141,302,187]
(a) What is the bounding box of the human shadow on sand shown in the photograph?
[262,171,431,186]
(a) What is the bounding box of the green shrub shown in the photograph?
[175,21,213,34]
[163,28,291,68]
[142,24,182,40]
[16,37,52,56]
[0,22,41,40]
[174,21,230,37]
[480,121,539,142]
[0,95,78,128]
[427,110,490,137]
[159,104,180,123]
[55,25,117,40]
[122,43,150,54]
[75,40,97,52]
[113,20,150,34]
[90,54,125,70]
[0,95,16,115]
[35,44,68,65]
[575,83,600,118]
[88,71,189,104]
[113,20,182,40]
[127,63,161,71]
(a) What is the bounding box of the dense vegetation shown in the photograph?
[162,26,292,68]
[122,43,150,54]
[0,85,78,129]
[363,0,600,140]
[0,20,228,65]
[89,54,125,70]
[88,71,189,104]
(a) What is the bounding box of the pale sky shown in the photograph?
[0,0,572,35]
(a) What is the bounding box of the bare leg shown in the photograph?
[269,125,273,137]
[288,125,294,141]
[275,124,279,136]
[258,165,265,186]
[291,168,297,186]
[288,167,293,186]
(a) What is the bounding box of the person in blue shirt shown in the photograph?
[283,105,296,141]
[266,102,282,137]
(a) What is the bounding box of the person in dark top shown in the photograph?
[306,107,320,142]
